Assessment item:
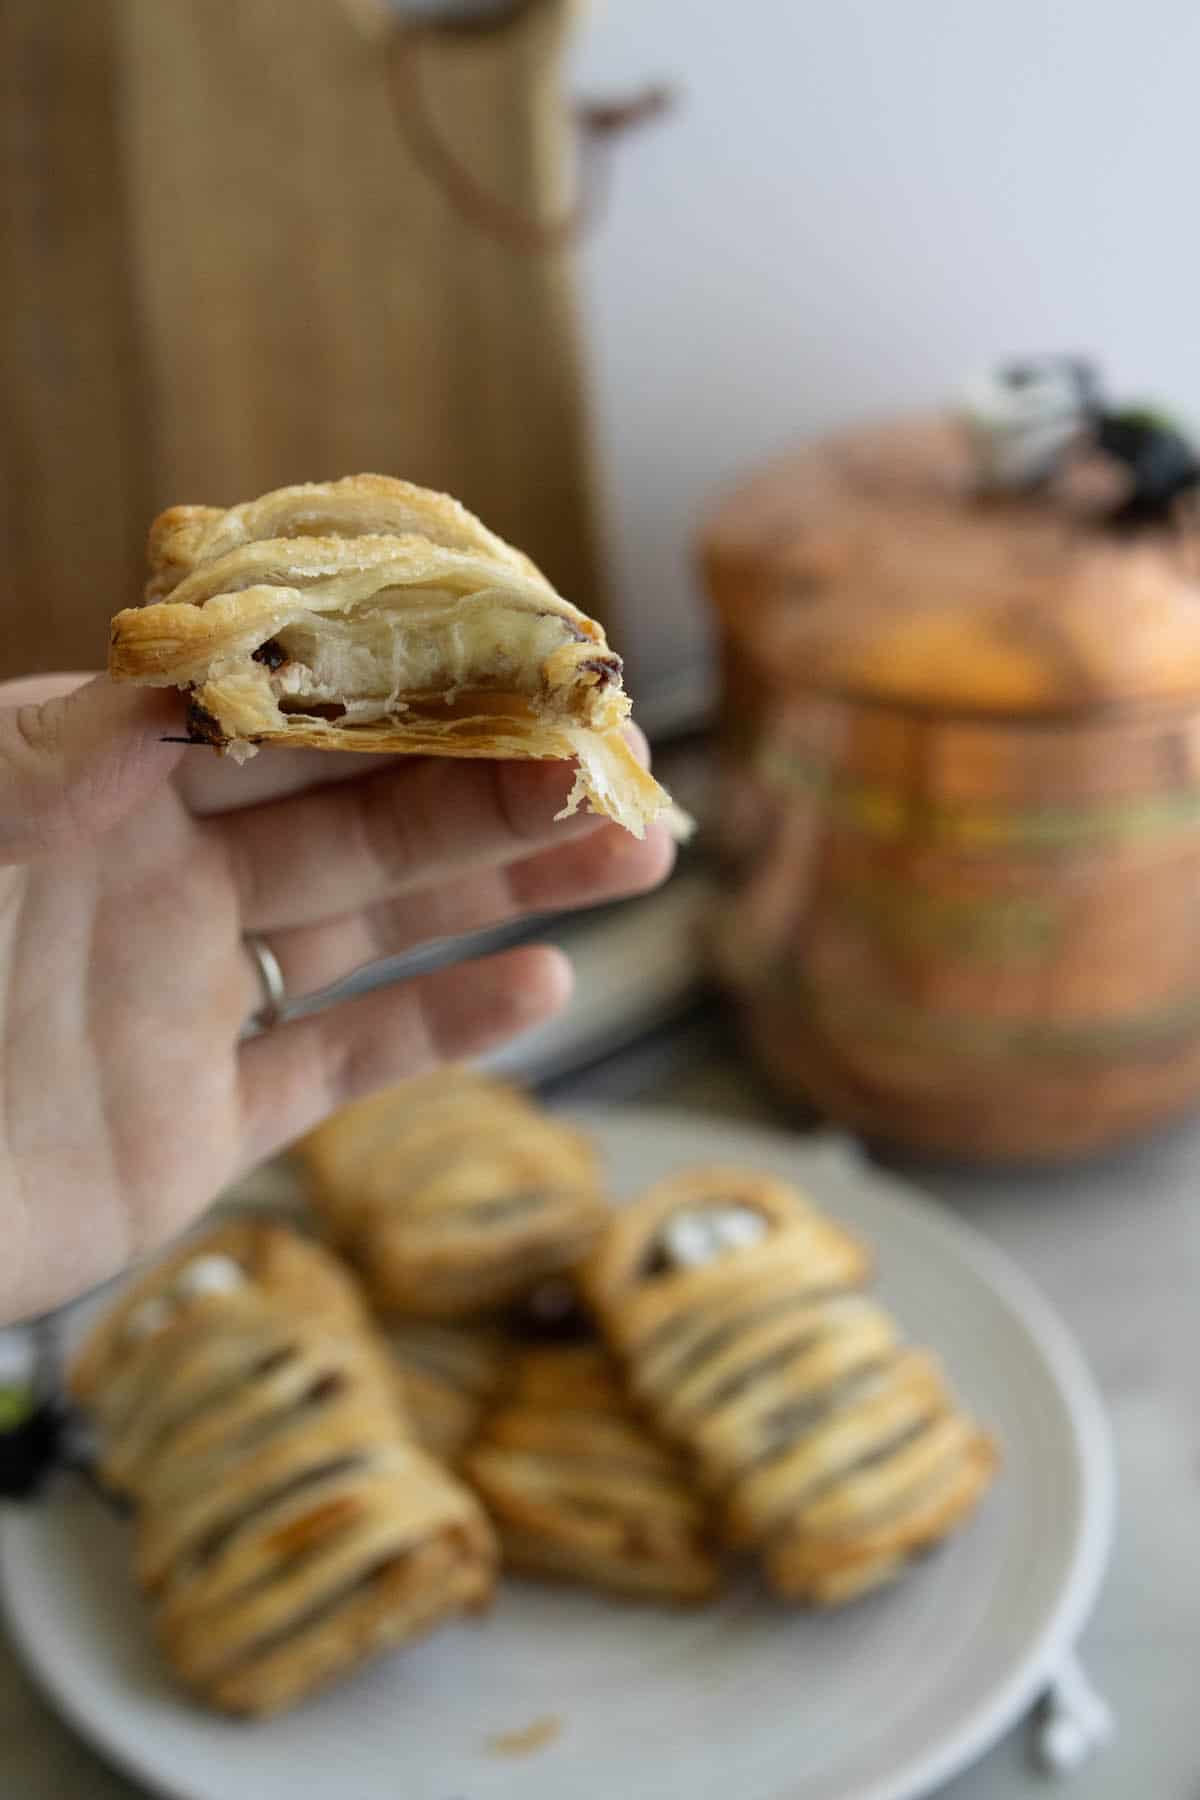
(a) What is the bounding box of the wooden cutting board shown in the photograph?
[0,0,606,681]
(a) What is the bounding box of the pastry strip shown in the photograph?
[386,1322,510,1464]
[465,1345,718,1603]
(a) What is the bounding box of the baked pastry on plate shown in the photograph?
[584,1168,998,1606]
[298,1069,607,1319]
[108,475,686,838]
[385,1322,510,1465]
[465,1344,719,1603]
[71,1222,496,1717]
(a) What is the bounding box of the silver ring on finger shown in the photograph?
[243,932,287,1033]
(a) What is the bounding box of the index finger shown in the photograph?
[175,736,407,815]
[212,750,612,933]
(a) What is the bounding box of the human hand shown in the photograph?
[0,674,673,1323]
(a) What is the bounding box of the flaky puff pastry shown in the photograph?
[584,1169,997,1607]
[465,1344,719,1604]
[385,1322,511,1465]
[299,1069,608,1320]
[108,474,686,839]
[71,1223,495,1718]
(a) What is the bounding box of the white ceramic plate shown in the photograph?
[0,1110,1114,1800]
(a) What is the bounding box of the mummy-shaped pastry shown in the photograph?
[71,1223,496,1717]
[584,1169,998,1607]
[299,1070,607,1319]
[386,1322,510,1465]
[108,474,684,838]
[465,1344,719,1603]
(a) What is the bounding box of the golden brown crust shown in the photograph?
[109,475,687,840]
[585,1166,872,1356]
[464,1345,719,1603]
[145,475,549,599]
[583,1165,997,1605]
[70,1224,496,1717]
[298,1067,501,1229]
[201,1528,489,1717]
[298,1072,609,1320]
[145,505,224,600]
[762,1421,1000,1605]
[386,1322,511,1465]
[70,1220,368,1406]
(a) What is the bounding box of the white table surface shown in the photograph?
[3,1012,1197,1798]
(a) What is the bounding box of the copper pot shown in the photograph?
[699,416,1200,1160]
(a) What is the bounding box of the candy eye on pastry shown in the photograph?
[592,1166,870,1302]
[108,475,688,840]
[659,1205,768,1268]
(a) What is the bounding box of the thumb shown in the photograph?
[0,674,187,863]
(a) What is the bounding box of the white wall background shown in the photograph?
[571,0,1200,708]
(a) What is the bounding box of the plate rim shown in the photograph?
[571,1111,1117,1800]
[1,1106,1116,1800]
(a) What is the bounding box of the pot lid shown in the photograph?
[699,413,1200,715]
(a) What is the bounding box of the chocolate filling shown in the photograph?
[135,1347,302,1470]
[578,656,622,688]
[277,700,347,721]
[251,638,287,671]
[759,1415,943,1541]
[185,697,227,746]
[209,1549,414,1679]
[745,1380,935,1499]
[160,1361,351,1499]
[305,1372,347,1405]
[187,1454,367,1571]
[689,1324,829,1417]
[507,1278,593,1345]
[460,1192,544,1225]
[753,1357,893,1454]
[642,1291,803,1374]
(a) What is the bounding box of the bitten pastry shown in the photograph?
[584,1168,998,1606]
[465,1344,719,1603]
[299,1069,608,1319]
[71,1222,496,1717]
[108,474,685,839]
[386,1322,510,1465]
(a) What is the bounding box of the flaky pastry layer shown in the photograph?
[465,1344,719,1603]
[386,1321,511,1465]
[298,1070,609,1320]
[109,475,689,839]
